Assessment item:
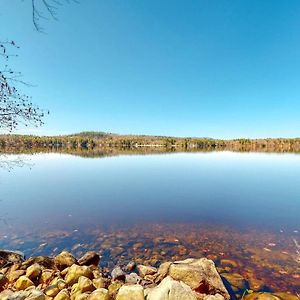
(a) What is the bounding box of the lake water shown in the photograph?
[0,151,300,294]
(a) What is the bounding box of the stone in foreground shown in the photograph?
[168,258,229,299]
[145,276,198,300]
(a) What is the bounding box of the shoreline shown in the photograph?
[0,249,298,300]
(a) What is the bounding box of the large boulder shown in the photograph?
[168,258,229,300]
[116,284,144,300]
[89,288,109,300]
[145,276,198,300]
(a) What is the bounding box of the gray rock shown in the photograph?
[111,266,125,281]
[125,272,141,284]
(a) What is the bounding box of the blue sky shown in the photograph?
[1,0,300,138]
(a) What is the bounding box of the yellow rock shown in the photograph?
[116,284,144,300]
[89,288,109,300]
[45,285,60,297]
[26,264,42,280]
[65,265,93,285]
[77,276,94,293]
[15,275,35,290]
[54,289,70,300]
[93,277,107,289]
[54,251,77,270]
[40,271,54,284]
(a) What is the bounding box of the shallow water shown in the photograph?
[0,151,300,294]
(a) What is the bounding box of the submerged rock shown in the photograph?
[244,292,299,300]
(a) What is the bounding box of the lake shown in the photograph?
[0,151,300,294]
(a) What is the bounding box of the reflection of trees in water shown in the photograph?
[0,155,33,171]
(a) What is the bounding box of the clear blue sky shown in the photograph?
[1,0,300,138]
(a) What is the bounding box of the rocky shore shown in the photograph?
[0,250,298,300]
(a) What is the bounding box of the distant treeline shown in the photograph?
[0,132,300,153]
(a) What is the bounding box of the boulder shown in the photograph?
[78,252,100,266]
[54,252,77,270]
[145,276,197,300]
[116,284,144,300]
[168,258,229,299]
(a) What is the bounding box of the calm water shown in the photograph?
[0,151,300,294]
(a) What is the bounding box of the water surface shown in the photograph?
[0,151,299,294]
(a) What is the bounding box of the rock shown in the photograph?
[244,292,299,300]
[157,262,172,278]
[45,285,60,297]
[168,258,229,299]
[93,277,109,289]
[7,270,25,282]
[15,275,34,290]
[54,289,70,300]
[111,267,125,281]
[74,293,89,300]
[39,270,54,284]
[54,252,77,270]
[145,276,197,300]
[116,284,144,300]
[88,288,109,300]
[220,259,238,268]
[221,273,247,292]
[108,281,123,299]
[70,283,80,299]
[125,261,136,272]
[0,290,27,300]
[0,250,24,268]
[22,256,54,270]
[125,272,142,284]
[0,273,8,289]
[78,252,100,266]
[137,265,157,278]
[26,264,42,280]
[26,289,46,300]
[65,265,93,285]
[77,276,95,293]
